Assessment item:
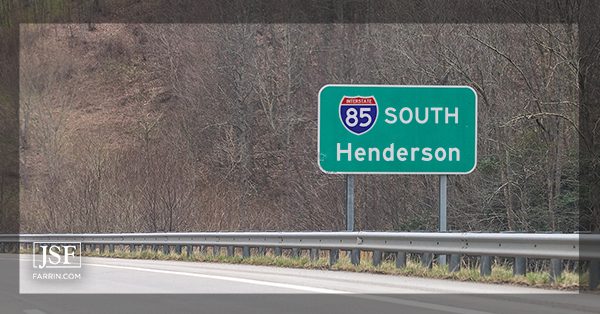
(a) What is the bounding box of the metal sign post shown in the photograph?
[439,174,447,265]
[346,174,355,231]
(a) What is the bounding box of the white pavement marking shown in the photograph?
[84,262,496,314]
[84,262,347,294]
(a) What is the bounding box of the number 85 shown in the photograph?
[345,107,372,127]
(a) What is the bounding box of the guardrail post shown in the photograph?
[201,245,207,255]
[480,255,493,276]
[274,247,282,256]
[0,242,4,253]
[243,246,251,258]
[351,249,360,265]
[421,253,433,268]
[590,260,599,290]
[99,244,105,254]
[372,250,382,266]
[130,244,136,253]
[186,245,193,257]
[438,254,447,266]
[213,246,220,256]
[227,246,234,257]
[396,252,406,268]
[152,244,158,252]
[162,244,169,255]
[258,247,266,256]
[550,258,563,283]
[513,256,526,276]
[175,245,182,255]
[291,248,299,258]
[91,243,97,253]
[449,254,460,272]
[329,249,339,265]
[109,244,115,253]
[310,248,319,261]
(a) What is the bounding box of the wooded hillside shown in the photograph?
[18,23,581,233]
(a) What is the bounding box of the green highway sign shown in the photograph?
[318,85,477,174]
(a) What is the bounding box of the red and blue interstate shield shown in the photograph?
[339,96,378,135]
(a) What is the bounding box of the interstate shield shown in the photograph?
[339,96,378,135]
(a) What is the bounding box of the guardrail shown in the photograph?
[1,232,599,289]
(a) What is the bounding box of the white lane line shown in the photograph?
[16,256,565,314]
[83,262,494,314]
[84,263,347,294]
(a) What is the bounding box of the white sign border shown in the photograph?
[317,84,478,175]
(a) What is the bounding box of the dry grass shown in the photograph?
[17,246,582,290]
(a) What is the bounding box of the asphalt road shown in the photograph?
[1,253,599,314]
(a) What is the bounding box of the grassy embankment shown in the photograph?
[51,247,585,290]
